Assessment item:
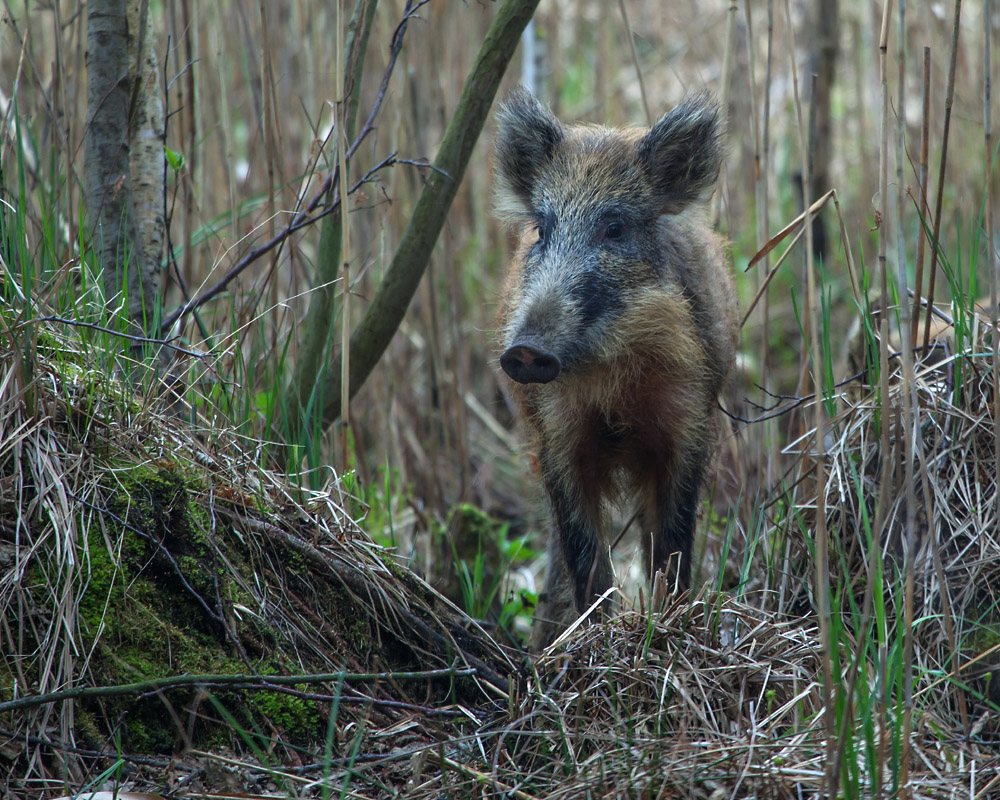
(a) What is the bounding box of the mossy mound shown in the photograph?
[0,351,516,780]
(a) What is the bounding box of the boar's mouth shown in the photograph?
[500,336,561,384]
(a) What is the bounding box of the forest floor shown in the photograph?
[2,322,999,799]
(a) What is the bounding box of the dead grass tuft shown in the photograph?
[822,319,1000,735]
[401,592,996,799]
[0,320,515,796]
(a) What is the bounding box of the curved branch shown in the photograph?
[0,667,476,715]
[321,0,541,425]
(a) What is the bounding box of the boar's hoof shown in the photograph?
[500,342,561,384]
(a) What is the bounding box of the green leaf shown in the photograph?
[165,146,185,172]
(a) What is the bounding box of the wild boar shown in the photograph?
[493,88,738,650]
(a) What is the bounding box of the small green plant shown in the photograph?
[448,504,535,636]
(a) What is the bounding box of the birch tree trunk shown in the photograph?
[85,0,156,336]
[127,0,165,320]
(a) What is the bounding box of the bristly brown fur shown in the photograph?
[493,89,738,651]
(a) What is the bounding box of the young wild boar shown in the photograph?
[493,88,738,650]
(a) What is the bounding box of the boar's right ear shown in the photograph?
[640,92,725,214]
[494,87,564,215]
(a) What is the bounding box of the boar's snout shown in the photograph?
[500,338,561,384]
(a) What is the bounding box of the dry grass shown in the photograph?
[459,596,987,800]
[826,320,1000,730]
[2,321,999,798]
[0,318,514,797]
[2,326,999,795]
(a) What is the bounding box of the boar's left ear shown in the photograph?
[494,87,564,215]
[639,92,725,214]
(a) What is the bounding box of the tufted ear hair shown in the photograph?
[494,87,564,216]
[639,92,725,214]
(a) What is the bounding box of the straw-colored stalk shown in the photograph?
[781,0,833,792]
[911,49,931,347]
[712,0,738,227]
[921,0,962,352]
[892,1,919,795]
[986,0,998,524]
[337,0,352,466]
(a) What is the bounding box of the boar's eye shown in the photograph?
[604,221,625,240]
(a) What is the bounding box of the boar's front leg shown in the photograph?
[644,455,705,593]
[531,448,614,649]
[529,526,577,652]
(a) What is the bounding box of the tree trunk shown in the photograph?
[127,0,165,324]
[319,0,541,428]
[85,0,152,335]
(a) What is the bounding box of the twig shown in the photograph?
[0,727,185,769]
[157,2,428,335]
[721,343,946,426]
[724,338,948,427]
[157,153,400,332]
[0,667,477,714]
[29,316,206,359]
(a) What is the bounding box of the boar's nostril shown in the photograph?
[500,343,561,384]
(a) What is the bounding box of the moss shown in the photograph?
[3,447,381,757]
[0,664,13,704]
[242,688,324,738]
[74,707,110,751]
[67,462,370,751]
[968,619,1000,654]
[282,546,309,575]
[104,466,223,628]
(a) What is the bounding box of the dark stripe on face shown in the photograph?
[571,272,620,329]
